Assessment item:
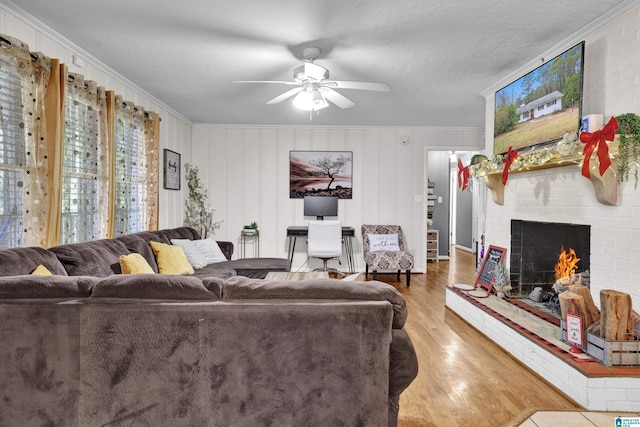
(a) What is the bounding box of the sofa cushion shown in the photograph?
[50,239,131,277]
[150,241,194,275]
[119,253,155,274]
[0,275,98,298]
[220,276,408,328]
[116,233,161,273]
[91,274,217,300]
[0,246,68,277]
[171,238,227,266]
[170,239,209,269]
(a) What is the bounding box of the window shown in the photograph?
[0,57,24,248]
[113,98,147,236]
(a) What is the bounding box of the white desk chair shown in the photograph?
[307,220,344,276]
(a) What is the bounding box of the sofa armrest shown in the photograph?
[388,328,419,427]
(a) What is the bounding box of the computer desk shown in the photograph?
[286,226,356,273]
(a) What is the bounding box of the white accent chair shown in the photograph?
[307,220,343,276]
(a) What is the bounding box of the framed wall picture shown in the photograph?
[289,150,353,199]
[163,149,181,190]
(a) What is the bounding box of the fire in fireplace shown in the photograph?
[510,220,590,299]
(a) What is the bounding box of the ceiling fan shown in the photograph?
[234,47,390,113]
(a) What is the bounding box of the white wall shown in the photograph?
[482,5,640,308]
[190,126,483,271]
[0,4,192,231]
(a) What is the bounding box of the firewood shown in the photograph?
[600,290,635,341]
[558,291,588,323]
[568,285,600,327]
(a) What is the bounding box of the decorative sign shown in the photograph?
[475,245,507,293]
[566,313,584,347]
[163,149,181,190]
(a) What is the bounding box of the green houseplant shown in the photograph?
[243,221,259,236]
[184,163,222,238]
[615,112,640,188]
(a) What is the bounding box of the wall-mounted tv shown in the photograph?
[493,41,584,155]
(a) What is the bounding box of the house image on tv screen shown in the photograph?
[516,90,564,123]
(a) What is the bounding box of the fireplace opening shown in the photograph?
[510,220,590,308]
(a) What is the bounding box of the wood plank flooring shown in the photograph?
[372,247,581,427]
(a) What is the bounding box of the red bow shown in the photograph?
[579,116,618,178]
[502,146,518,185]
[457,158,470,191]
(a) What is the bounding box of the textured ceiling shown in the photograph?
[4,0,633,127]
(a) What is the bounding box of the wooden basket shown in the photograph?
[584,323,640,367]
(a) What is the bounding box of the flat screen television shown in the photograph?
[304,196,338,220]
[493,41,584,154]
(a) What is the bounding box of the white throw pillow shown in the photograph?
[369,233,400,252]
[170,239,208,269]
[195,238,228,264]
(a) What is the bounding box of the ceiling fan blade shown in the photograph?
[319,88,355,109]
[266,87,303,104]
[233,80,299,86]
[324,80,391,92]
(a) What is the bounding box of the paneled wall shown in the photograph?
[0,4,193,231]
[191,126,483,272]
[482,5,640,307]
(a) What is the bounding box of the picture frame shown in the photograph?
[289,150,353,199]
[163,149,181,190]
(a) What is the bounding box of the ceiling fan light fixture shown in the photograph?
[292,86,328,111]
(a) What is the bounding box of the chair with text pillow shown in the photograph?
[361,224,414,287]
[307,220,344,276]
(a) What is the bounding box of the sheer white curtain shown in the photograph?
[0,35,51,248]
[60,71,109,244]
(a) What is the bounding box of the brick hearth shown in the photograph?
[445,287,640,411]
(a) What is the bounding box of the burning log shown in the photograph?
[600,290,635,341]
[555,247,580,282]
[568,285,600,327]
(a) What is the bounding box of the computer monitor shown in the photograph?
[303,196,338,220]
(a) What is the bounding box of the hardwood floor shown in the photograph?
[373,247,581,427]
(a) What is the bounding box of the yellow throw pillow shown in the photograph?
[149,241,194,276]
[120,253,155,275]
[31,264,53,276]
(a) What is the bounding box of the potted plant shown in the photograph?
[184,163,222,238]
[243,221,259,236]
[615,112,640,188]
[493,261,512,299]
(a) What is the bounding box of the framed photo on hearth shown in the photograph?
[163,149,181,190]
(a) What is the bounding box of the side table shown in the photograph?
[240,229,259,258]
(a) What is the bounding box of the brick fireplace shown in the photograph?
[510,220,591,298]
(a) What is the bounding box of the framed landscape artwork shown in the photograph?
[290,150,353,199]
[163,149,181,190]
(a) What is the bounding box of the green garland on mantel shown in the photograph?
[616,113,640,189]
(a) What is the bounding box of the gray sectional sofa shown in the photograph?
[0,227,418,427]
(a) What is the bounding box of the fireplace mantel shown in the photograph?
[475,151,618,206]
